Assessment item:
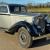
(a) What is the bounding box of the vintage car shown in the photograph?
[0,3,50,48]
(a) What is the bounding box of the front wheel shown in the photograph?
[18,27,32,48]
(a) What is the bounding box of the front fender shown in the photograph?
[7,21,35,36]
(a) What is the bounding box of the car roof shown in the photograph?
[0,2,26,7]
[8,4,26,7]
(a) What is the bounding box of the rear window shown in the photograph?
[0,6,8,13]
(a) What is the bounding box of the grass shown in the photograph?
[28,7,50,18]
[28,8,50,13]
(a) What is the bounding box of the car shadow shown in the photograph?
[31,38,50,48]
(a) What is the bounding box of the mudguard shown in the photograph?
[7,21,35,36]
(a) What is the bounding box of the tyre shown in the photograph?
[18,27,32,48]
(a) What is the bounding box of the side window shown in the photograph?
[0,6,8,13]
[9,6,26,14]
[9,6,20,14]
[21,7,26,13]
[14,7,19,13]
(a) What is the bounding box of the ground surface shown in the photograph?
[0,29,50,50]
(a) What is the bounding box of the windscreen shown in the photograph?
[0,6,8,13]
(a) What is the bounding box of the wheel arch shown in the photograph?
[7,21,34,36]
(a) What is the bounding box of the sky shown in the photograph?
[0,0,50,4]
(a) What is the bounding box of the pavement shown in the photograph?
[0,29,50,50]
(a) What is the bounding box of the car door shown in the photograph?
[0,5,11,28]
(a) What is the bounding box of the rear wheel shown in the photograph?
[18,27,32,48]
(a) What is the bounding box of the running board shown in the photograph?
[0,27,8,31]
[32,34,50,40]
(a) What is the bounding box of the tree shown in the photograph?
[27,3,33,9]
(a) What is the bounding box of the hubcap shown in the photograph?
[21,33,26,42]
[19,32,27,44]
